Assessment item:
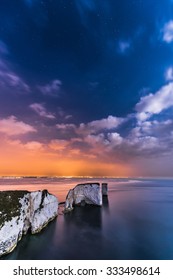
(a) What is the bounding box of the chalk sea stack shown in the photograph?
[0,190,58,257]
[102,183,108,196]
[64,183,102,212]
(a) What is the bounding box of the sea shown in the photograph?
[0,177,173,260]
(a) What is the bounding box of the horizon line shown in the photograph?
[0,175,173,179]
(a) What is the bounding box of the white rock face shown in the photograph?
[65,183,102,211]
[0,190,58,257]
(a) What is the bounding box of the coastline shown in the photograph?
[1,178,173,260]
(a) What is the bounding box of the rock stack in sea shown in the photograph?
[64,183,103,212]
[102,183,108,196]
[0,190,58,257]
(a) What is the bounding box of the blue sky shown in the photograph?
[0,0,173,176]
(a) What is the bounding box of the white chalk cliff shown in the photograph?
[65,183,102,211]
[0,190,58,257]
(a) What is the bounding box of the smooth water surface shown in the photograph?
[0,177,173,260]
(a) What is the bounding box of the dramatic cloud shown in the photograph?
[162,20,173,43]
[52,116,126,159]
[0,71,30,93]
[134,120,173,146]
[8,139,43,151]
[56,123,76,130]
[79,115,124,134]
[0,41,30,94]
[125,135,160,154]
[56,107,73,120]
[49,139,68,151]
[165,67,173,81]
[89,115,124,131]
[24,141,43,150]
[85,133,108,147]
[0,116,36,136]
[54,116,125,140]
[136,82,173,121]
[38,80,62,96]
[107,132,123,147]
[51,97,173,162]
[55,123,77,138]
[30,103,55,119]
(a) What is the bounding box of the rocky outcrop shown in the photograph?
[0,190,58,257]
[102,183,108,196]
[64,183,102,212]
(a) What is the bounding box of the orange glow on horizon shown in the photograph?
[0,150,131,177]
[0,158,131,177]
[0,137,132,177]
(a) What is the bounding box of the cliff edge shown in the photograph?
[0,190,58,257]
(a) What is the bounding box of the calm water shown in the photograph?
[0,177,173,260]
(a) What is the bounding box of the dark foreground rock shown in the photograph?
[64,183,102,212]
[0,190,58,257]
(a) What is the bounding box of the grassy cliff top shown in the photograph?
[0,191,29,229]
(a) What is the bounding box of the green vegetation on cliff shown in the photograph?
[0,191,29,229]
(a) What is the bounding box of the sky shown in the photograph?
[0,0,173,177]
